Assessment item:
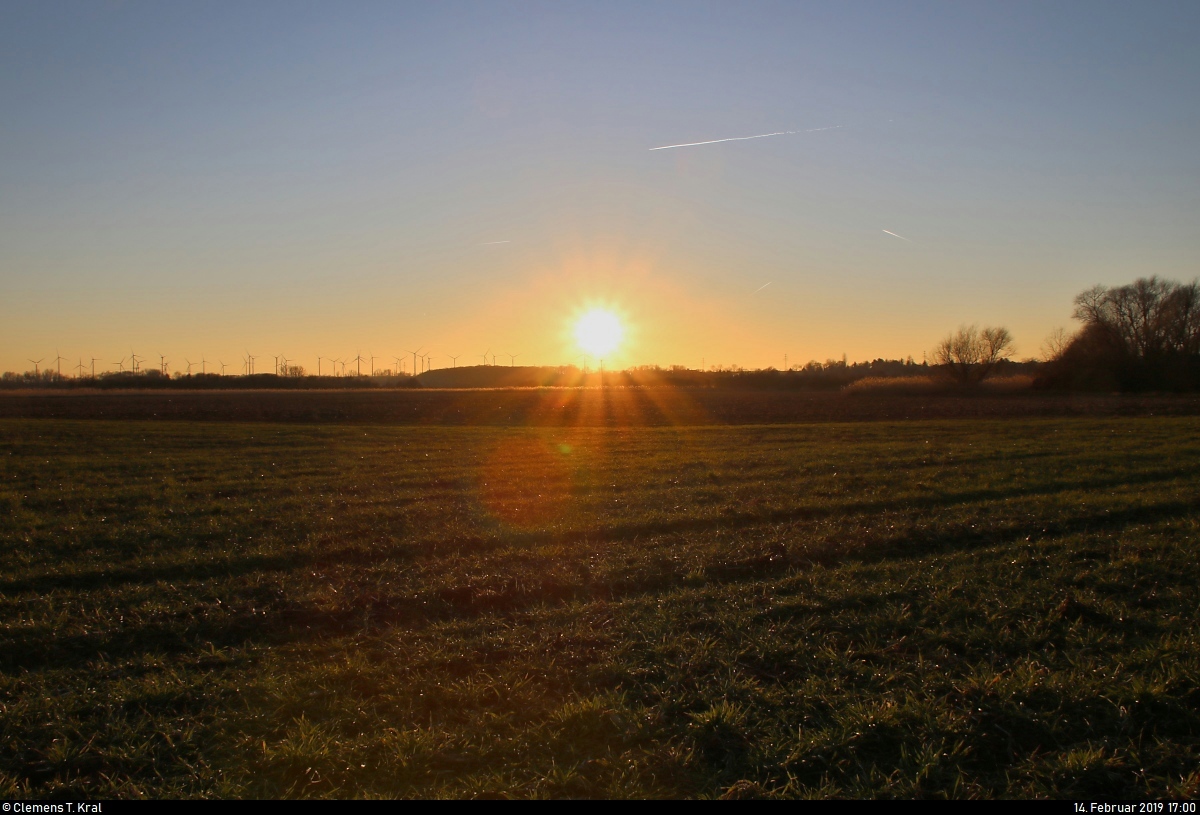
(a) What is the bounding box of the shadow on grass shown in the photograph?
[3,496,1195,675]
[5,460,1198,600]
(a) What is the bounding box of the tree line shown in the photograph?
[6,276,1198,392]
[914,275,1200,392]
[1038,276,1200,391]
[0,370,419,391]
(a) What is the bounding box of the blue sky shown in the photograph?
[3,1,1198,373]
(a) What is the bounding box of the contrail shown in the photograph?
[882,230,912,242]
[751,282,772,295]
[480,240,511,245]
[650,125,842,151]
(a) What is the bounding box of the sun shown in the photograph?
[573,308,624,358]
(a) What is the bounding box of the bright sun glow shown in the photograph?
[573,308,624,358]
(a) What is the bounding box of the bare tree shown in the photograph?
[1041,327,1071,362]
[932,325,1015,384]
[1073,276,1200,360]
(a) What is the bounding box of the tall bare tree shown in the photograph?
[1041,327,1071,361]
[1072,276,1200,360]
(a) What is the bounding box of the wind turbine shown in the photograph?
[201,357,208,375]
[159,354,168,374]
[113,357,126,373]
[90,358,100,378]
[406,346,423,377]
[506,352,520,367]
[184,359,194,375]
[76,358,86,378]
[369,353,376,376]
[392,356,404,376]
[480,349,490,366]
[130,351,141,373]
[219,360,228,376]
[53,349,65,377]
[29,358,43,376]
[350,352,364,376]
[448,354,459,368]
[246,351,257,375]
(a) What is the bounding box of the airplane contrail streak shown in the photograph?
[480,240,511,245]
[751,282,772,295]
[882,230,912,242]
[650,125,842,151]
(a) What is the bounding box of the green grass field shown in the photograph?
[2,417,1199,798]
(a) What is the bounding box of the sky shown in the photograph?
[2,1,1198,375]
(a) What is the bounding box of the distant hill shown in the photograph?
[416,365,590,388]
[414,362,1043,390]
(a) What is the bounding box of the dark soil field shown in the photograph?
[2,414,1199,797]
[2,387,1200,425]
